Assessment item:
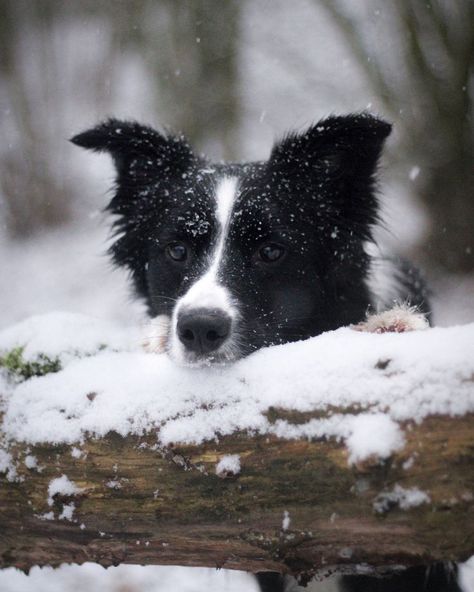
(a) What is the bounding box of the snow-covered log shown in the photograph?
[1,314,473,580]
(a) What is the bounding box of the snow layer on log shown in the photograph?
[1,313,473,465]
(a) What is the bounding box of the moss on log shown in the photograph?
[1,411,473,581]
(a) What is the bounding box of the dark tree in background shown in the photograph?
[319,0,474,275]
[157,0,241,159]
[0,0,241,238]
[108,0,241,159]
[0,1,73,236]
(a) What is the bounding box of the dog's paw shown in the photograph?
[141,315,170,353]
[353,304,429,334]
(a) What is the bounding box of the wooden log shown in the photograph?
[1,409,473,581]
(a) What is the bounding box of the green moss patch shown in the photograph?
[0,347,61,381]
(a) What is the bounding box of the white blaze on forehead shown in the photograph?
[215,176,238,231]
[174,175,239,315]
[207,175,239,278]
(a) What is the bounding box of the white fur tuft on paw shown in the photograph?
[141,315,171,353]
[353,304,429,334]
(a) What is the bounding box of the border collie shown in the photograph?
[71,114,454,592]
[72,113,429,367]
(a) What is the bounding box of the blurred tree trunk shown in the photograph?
[114,0,242,160]
[163,0,241,160]
[319,0,474,275]
[0,0,242,238]
[423,149,474,273]
[0,1,72,236]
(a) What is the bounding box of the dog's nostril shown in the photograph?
[206,330,219,342]
[177,309,232,355]
[182,329,195,342]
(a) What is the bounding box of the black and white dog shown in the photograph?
[72,113,429,366]
[72,114,459,592]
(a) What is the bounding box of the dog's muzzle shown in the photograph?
[177,308,232,355]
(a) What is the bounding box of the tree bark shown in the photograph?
[1,410,473,581]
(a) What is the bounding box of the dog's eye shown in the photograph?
[166,242,187,262]
[259,243,285,263]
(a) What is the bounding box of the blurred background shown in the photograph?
[0,0,473,590]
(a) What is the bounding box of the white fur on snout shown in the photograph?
[169,176,240,364]
[177,273,235,314]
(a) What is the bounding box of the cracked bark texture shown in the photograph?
[1,411,473,581]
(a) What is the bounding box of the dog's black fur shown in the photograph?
[72,114,429,365]
[71,114,454,591]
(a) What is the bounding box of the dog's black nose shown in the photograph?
[177,309,232,355]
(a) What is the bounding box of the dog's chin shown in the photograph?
[167,340,242,368]
[170,351,239,368]
[181,354,234,368]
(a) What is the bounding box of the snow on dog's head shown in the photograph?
[72,114,392,366]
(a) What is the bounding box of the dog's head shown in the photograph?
[72,114,391,365]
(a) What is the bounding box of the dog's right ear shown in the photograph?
[70,118,195,183]
[71,120,196,296]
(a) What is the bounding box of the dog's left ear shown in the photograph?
[270,113,391,180]
[269,113,391,226]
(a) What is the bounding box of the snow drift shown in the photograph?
[1,313,473,466]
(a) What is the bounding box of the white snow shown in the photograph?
[105,480,122,489]
[345,414,404,464]
[47,475,83,506]
[46,475,82,522]
[460,557,474,592]
[0,449,13,472]
[58,503,76,521]
[396,487,431,509]
[24,455,40,470]
[402,455,415,470]
[1,313,474,469]
[70,447,85,459]
[215,454,241,477]
[37,511,55,521]
[0,449,17,481]
[373,484,430,513]
[282,510,291,531]
[0,311,136,363]
[0,564,260,592]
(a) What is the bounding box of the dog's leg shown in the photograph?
[255,572,287,591]
[255,572,286,591]
[340,562,461,592]
[352,303,429,334]
[255,572,332,591]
